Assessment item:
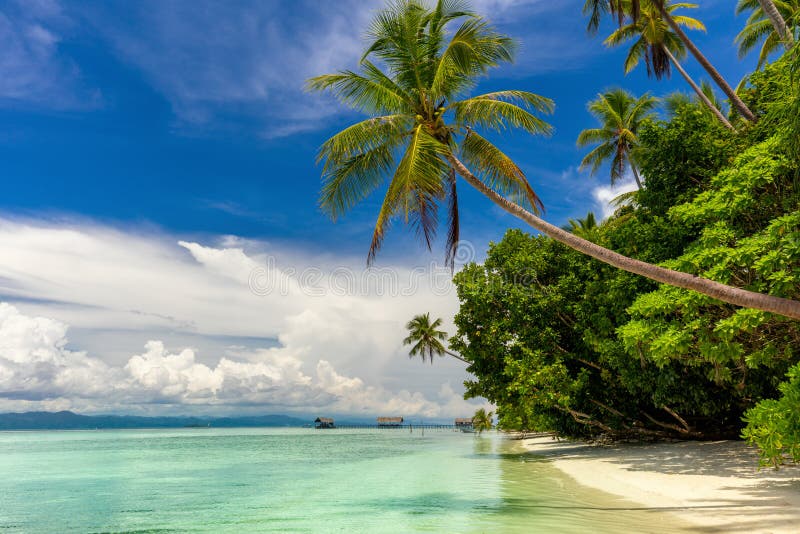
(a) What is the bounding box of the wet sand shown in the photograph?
[522,436,800,533]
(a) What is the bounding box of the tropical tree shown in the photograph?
[309,0,800,320]
[565,212,599,239]
[759,0,795,43]
[737,0,798,68]
[603,2,735,130]
[585,0,757,122]
[577,89,657,189]
[403,313,466,363]
[663,81,725,118]
[472,408,493,434]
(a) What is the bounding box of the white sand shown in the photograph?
[521,436,800,533]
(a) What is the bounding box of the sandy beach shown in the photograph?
[521,436,800,533]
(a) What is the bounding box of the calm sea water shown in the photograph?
[0,428,692,533]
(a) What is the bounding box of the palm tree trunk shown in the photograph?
[757,0,794,45]
[662,45,735,131]
[446,349,468,363]
[630,164,643,189]
[446,154,800,320]
[657,3,757,122]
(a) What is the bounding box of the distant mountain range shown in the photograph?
[0,411,309,430]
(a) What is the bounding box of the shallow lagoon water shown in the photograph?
[0,428,693,532]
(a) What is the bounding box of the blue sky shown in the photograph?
[0,0,763,417]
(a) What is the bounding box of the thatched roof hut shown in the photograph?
[377,416,403,426]
[454,418,474,427]
[314,417,335,429]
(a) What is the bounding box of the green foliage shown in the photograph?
[602,1,703,79]
[620,138,800,395]
[403,313,449,364]
[743,362,800,468]
[735,0,800,69]
[309,0,553,266]
[472,408,493,434]
[452,226,742,439]
[453,57,800,452]
[577,88,657,186]
[636,102,740,214]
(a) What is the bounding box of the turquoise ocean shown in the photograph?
[0,428,692,533]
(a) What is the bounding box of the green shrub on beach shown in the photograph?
[743,363,800,468]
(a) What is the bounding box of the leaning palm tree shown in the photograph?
[737,0,799,68]
[472,408,493,434]
[403,313,466,364]
[309,0,800,320]
[603,2,734,130]
[310,1,551,267]
[757,0,795,43]
[585,0,757,122]
[577,89,657,189]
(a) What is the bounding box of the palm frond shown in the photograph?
[430,18,516,98]
[318,114,411,166]
[577,128,612,146]
[580,142,615,175]
[444,168,460,269]
[460,130,543,213]
[367,124,449,264]
[320,144,397,222]
[364,1,430,94]
[307,66,413,114]
[318,115,412,220]
[583,0,609,34]
[450,91,554,135]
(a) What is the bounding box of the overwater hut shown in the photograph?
[314,417,335,429]
[377,416,403,427]
[455,418,474,431]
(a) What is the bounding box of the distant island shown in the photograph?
[0,411,308,430]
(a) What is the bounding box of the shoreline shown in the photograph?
[520,435,800,533]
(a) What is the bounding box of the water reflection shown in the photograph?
[466,433,695,533]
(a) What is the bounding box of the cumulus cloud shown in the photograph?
[0,217,484,417]
[0,303,116,400]
[592,177,639,219]
[0,303,481,417]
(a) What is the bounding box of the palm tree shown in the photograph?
[565,212,600,239]
[664,81,727,120]
[577,89,657,189]
[758,0,795,43]
[403,313,466,364]
[309,0,800,320]
[737,0,798,68]
[585,0,757,122]
[472,408,493,434]
[310,0,551,267]
[603,2,735,130]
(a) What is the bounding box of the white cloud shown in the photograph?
[0,0,98,108]
[592,177,639,219]
[0,302,483,417]
[0,303,116,400]
[76,0,372,135]
[0,0,601,130]
[0,217,485,418]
